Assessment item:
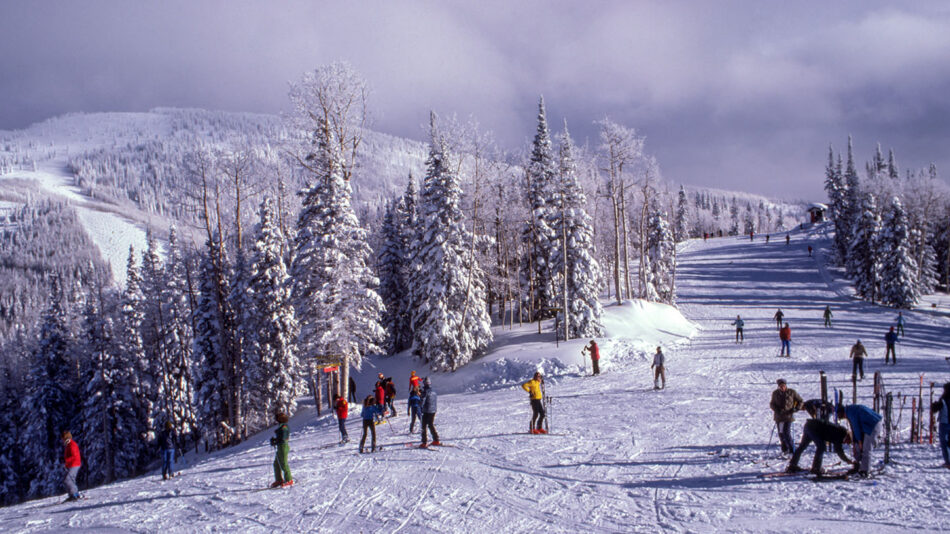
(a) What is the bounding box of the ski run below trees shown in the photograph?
[3,224,949,533]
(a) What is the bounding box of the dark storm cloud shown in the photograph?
[2,0,949,198]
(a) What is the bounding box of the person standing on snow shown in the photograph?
[779,323,792,357]
[930,382,950,469]
[61,431,83,501]
[766,234,770,244]
[823,306,832,328]
[583,339,601,375]
[786,400,853,475]
[374,377,386,421]
[409,370,421,391]
[359,395,379,453]
[884,326,899,365]
[773,309,784,331]
[270,412,293,487]
[420,377,441,447]
[384,378,397,417]
[522,372,547,434]
[849,340,867,380]
[348,376,357,403]
[732,315,745,343]
[333,394,349,443]
[408,386,422,434]
[808,245,813,257]
[159,421,176,480]
[770,378,803,455]
[785,233,790,245]
[651,346,666,390]
[837,403,883,477]
[896,312,906,337]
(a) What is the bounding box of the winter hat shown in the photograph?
[423,377,431,387]
[776,378,787,386]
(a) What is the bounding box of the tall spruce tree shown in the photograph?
[410,113,493,371]
[244,197,300,429]
[378,200,406,355]
[521,96,558,321]
[193,238,230,450]
[644,201,677,304]
[879,197,920,308]
[674,186,690,242]
[550,124,604,338]
[847,193,882,302]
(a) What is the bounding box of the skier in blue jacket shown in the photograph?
[359,395,380,453]
[884,326,899,365]
[931,382,950,468]
[407,386,422,434]
[731,315,744,343]
[837,404,883,477]
[895,312,905,337]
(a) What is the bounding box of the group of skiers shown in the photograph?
[341,371,439,453]
[771,378,886,478]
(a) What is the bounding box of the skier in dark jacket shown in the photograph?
[61,431,83,501]
[823,305,832,328]
[931,382,950,468]
[786,401,853,475]
[384,378,397,417]
[159,421,176,480]
[348,376,357,403]
[770,378,803,454]
[884,326,899,365]
[731,315,744,343]
[359,395,379,453]
[408,386,422,434]
[896,312,905,337]
[773,309,784,331]
[270,413,293,487]
[420,377,440,447]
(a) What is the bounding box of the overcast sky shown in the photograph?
[2,1,949,199]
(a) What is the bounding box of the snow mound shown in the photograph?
[353,299,697,395]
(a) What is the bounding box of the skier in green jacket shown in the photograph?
[271,412,294,488]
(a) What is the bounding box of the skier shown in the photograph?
[61,431,83,501]
[895,312,905,337]
[808,245,813,257]
[785,233,790,245]
[374,378,387,421]
[522,372,546,434]
[836,403,883,477]
[348,376,357,403]
[786,400,853,476]
[159,421,176,480]
[731,315,744,343]
[801,398,834,421]
[651,346,666,390]
[420,377,441,447]
[884,326,899,365]
[766,234,770,244]
[409,370,421,390]
[270,412,293,488]
[849,339,867,380]
[333,394,349,443]
[750,231,754,241]
[930,382,950,468]
[779,322,791,357]
[823,305,832,328]
[384,377,397,417]
[359,395,379,453]
[773,309,784,331]
[770,378,803,455]
[582,339,601,375]
[408,386,422,434]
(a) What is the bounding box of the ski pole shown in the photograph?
[765,422,777,455]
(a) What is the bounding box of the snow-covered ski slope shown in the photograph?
[4,225,949,533]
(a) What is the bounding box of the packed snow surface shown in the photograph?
[3,227,949,533]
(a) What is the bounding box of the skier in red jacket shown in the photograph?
[779,323,792,357]
[333,394,349,443]
[61,430,83,501]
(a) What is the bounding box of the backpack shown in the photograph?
[385,380,396,396]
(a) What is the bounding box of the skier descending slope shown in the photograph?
[884,326,899,365]
[770,379,803,455]
[270,413,293,488]
[823,305,832,328]
[651,347,666,390]
[522,372,547,434]
[773,309,784,330]
[419,377,441,448]
[779,323,792,357]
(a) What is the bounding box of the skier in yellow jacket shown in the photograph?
[522,372,546,434]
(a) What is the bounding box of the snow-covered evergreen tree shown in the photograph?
[879,197,920,308]
[290,118,385,382]
[674,186,690,242]
[550,124,604,339]
[244,197,299,429]
[0,367,21,504]
[846,193,882,302]
[393,177,418,351]
[644,201,677,304]
[521,96,558,320]
[20,280,78,497]
[824,146,849,261]
[841,136,863,266]
[410,113,493,371]
[193,239,230,450]
[378,201,404,355]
